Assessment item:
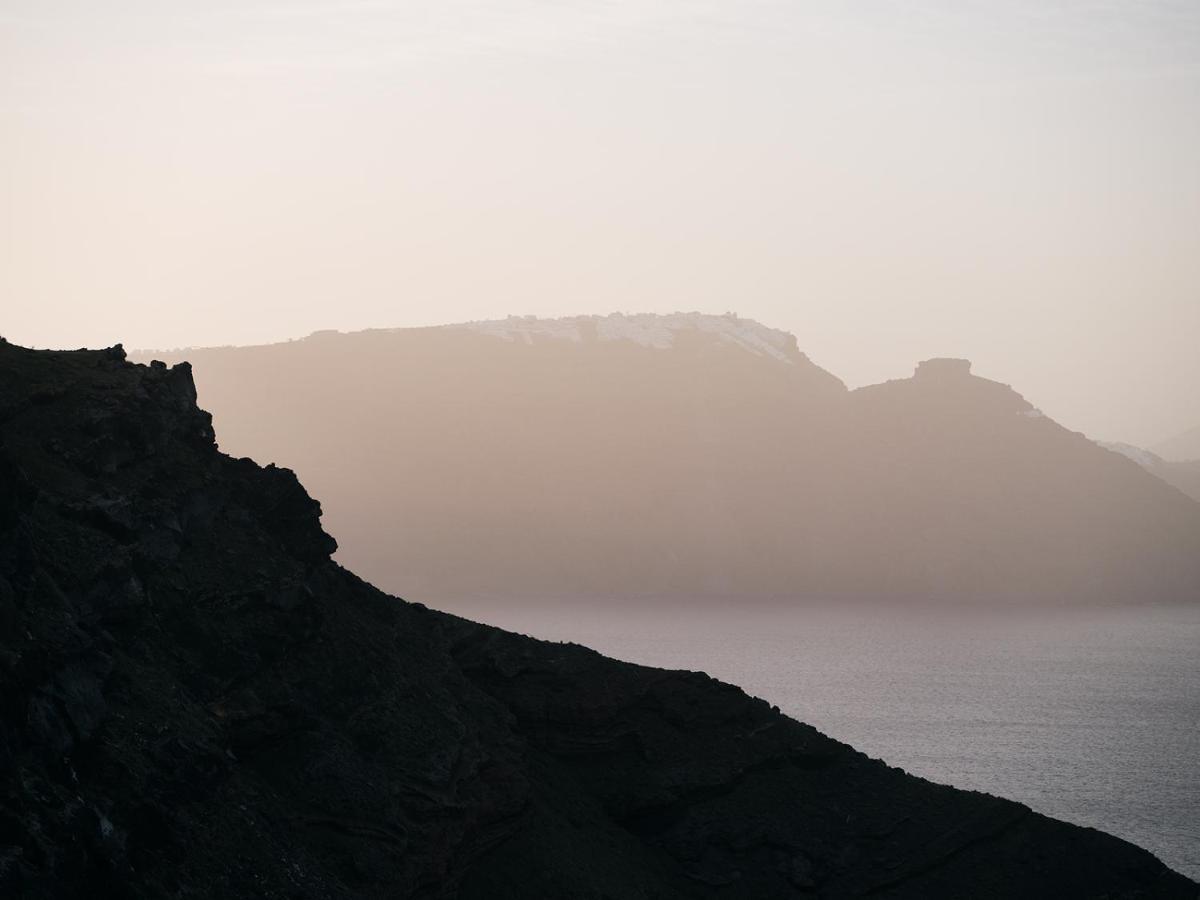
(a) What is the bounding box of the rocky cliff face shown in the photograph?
[0,340,1194,898]
[135,316,1200,606]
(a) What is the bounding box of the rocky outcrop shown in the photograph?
[0,341,1194,897]
[134,319,1200,606]
[913,357,972,379]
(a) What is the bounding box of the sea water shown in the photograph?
[459,602,1200,880]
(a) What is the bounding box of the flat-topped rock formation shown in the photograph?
[452,312,808,362]
[913,357,973,379]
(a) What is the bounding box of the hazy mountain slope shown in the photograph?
[1102,441,1200,504]
[1157,459,1200,503]
[137,315,851,601]
[1153,424,1200,462]
[134,315,1200,605]
[1,340,1194,898]
[831,361,1200,602]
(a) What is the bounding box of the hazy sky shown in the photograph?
[3,1,1198,445]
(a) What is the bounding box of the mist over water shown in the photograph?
[457,601,1200,880]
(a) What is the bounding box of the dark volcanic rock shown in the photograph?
[0,342,1193,898]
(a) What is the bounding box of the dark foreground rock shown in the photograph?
[0,341,1193,899]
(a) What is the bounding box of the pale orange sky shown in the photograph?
[2,1,1198,446]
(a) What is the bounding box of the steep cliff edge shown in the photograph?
[0,341,1193,898]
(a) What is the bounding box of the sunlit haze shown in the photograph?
[3,1,1198,444]
[4,5,1200,891]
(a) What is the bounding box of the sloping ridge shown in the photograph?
[1101,442,1200,504]
[1154,423,1200,462]
[837,359,1200,602]
[0,340,1193,898]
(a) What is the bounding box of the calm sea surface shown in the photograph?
[459,603,1200,880]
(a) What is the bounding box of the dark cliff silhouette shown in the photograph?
[135,314,1200,606]
[0,340,1194,897]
